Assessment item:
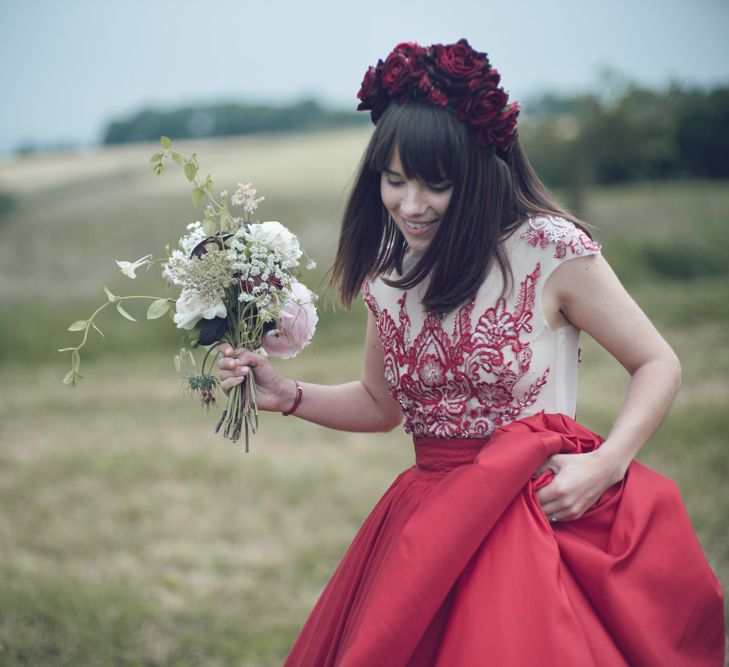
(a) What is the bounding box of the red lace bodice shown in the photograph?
[363,216,601,438]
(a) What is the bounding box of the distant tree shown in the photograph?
[676,87,729,178]
[103,99,368,145]
[521,82,729,193]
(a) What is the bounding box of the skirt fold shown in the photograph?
[284,413,725,667]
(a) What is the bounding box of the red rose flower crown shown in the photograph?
[356,39,520,151]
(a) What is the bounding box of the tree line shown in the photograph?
[96,82,727,189]
[102,99,368,145]
[520,83,729,189]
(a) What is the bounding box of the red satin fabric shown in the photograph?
[284,413,725,666]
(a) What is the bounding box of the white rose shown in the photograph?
[245,221,302,269]
[173,289,227,330]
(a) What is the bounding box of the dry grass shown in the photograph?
[0,132,726,664]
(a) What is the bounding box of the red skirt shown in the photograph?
[284,413,725,666]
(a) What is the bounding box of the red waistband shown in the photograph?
[413,437,486,472]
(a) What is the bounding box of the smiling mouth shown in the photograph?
[403,218,438,232]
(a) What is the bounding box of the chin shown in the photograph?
[405,237,433,254]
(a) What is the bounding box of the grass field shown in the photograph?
[0,129,727,665]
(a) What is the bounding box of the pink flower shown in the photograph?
[261,281,318,359]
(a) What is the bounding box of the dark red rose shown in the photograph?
[418,72,433,94]
[356,62,390,122]
[381,52,412,96]
[467,66,500,93]
[485,67,501,87]
[356,65,378,104]
[392,42,427,58]
[380,44,425,97]
[482,103,520,149]
[429,87,448,107]
[458,86,508,127]
[357,63,385,106]
[432,39,489,81]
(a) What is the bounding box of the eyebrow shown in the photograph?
[383,168,403,177]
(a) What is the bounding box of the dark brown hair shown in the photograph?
[331,101,584,312]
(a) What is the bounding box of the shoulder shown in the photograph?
[361,273,402,318]
[361,251,420,317]
[515,215,601,261]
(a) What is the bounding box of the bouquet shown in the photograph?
[60,137,318,450]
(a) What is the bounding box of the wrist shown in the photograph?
[592,444,630,485]
[281,379,303,416]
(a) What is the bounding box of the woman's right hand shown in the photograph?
[217,343,296,413]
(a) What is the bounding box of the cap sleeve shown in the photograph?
[517,215,601,274]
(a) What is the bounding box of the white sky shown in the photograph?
[1,0,728,154]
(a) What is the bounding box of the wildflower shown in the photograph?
[173,289,227,330]
[183,372,218,409]
[116,254,152,279]
[245,221,302,269]
[231,182,265,216]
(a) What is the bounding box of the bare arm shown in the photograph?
[218,310,404,433]
[537,253,681,520]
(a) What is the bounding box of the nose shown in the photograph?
[399,184,428,218]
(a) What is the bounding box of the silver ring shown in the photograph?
[549,514,558,523]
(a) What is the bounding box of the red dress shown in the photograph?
[284,217,725,666]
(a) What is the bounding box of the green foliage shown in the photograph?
[521,83,729,191]
[103,99,368,145]
[643,242,729,280]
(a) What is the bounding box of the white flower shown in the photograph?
[116,254,152,279]
[306,259,317,270]
[245,221,302,269]
[179,222,207,256]
[231,182,265,215]
[173,289,227,330]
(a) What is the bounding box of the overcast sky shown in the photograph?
[2,0,728,155]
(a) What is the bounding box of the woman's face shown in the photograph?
[380,149,453,254]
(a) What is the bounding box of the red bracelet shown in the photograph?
[282,380,303,416]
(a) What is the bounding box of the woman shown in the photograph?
[219,40,725,666]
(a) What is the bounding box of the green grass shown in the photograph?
[0,132,727,664]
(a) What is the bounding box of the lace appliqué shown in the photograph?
[363,265,549,438]
[520,216,601,259]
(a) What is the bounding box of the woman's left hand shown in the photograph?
[534,449,622,522]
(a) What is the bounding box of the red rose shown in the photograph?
[381,53,412,95]
[381,42,427,96]
[393,42,427,57]
[433,38,489,81]
[357,64,382,105]
[418,72,433,94]
[356,62,390,122]
[467,67,501,93]
[482,103,520,149]
[429,87,448,107]
[458,86,508,127]
[485,67,501,87]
